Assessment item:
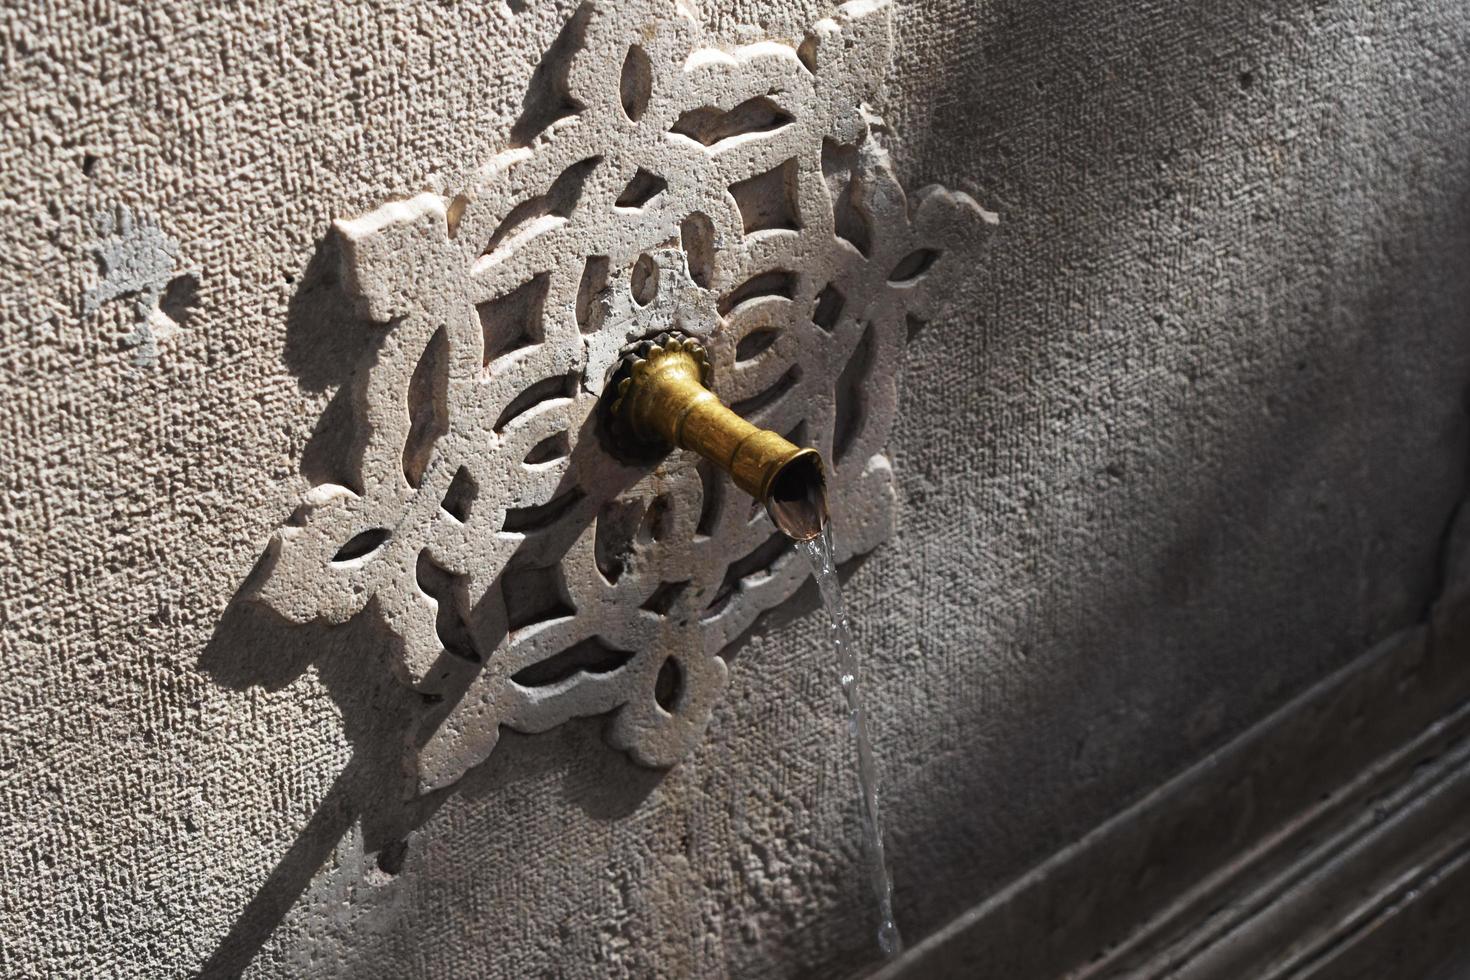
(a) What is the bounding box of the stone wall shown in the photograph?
[2,0,1467,977]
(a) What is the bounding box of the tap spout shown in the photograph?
[608,334,829,541]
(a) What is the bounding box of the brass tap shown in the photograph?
[608,334,829,541]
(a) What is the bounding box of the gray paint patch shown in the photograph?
[83,205,194,366]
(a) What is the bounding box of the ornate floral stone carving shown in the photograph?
[249,0,991,794]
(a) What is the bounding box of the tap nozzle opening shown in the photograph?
[764,448,828,542]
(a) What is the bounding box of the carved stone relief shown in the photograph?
[248,0,990,794]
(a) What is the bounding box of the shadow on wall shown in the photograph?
[195,233,672,977]
[195,229,861,977]
[891,325,1469,978]
[878,0,1470,963]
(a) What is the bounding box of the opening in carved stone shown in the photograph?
[719,270,797,316]
[482,157,601,265]
[511,636,635,687]
[729,158,800,235]
[639,494,672,542]
[403,325,450,489]
[332,528,390,564]
[680,212,715,288]
[445,194,469,238]
[503,559,575,633]
[479,273,549,369]
[670,97,793,149]
[823,140,873,257]
[796,33,819,73]
[494,372,576,432]
[889,248,940,284]
[503,487,585,533]
[654,656,683,711]
[376,839,409,876]
[416,552,479,662]
[630,252,659,306]
[524,430,570,465]
[595,497,646,585]
[834,322,876,463]
[615,168,668,210]
[695,460,723,539]
[641,580,689,616]
[619,45,652,122]
[731,364,801,420]
[440,466,476,522]
[576,255,610,334]
[812,282,845,332]
[735,327,781,362]
[704,531,791,617]
[906,313,928,340]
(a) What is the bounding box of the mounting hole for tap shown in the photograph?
[631,253,658,306]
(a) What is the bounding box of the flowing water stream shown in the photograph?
[801,526,904,957]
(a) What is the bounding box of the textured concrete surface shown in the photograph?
[2,1,1468,978]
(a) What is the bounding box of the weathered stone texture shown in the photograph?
[1,0,1467,978]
